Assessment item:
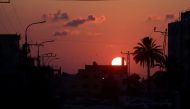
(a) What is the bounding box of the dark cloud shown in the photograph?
[42,10,69,22]
[65,15,96,27]
[54,30,68,36]
[146,15,161,22]
[146,14,178,23]
[87,15,96,21]
[165,14,175,21]
[65,19,86,27]
[53,10,69,21]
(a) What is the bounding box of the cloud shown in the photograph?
[53,10,69,21]
[146,15,161,22]
[87,15,96,21]
[64,15,105,27]
[54,30,68,36]
[146,14,178,23]
[165,14,178,22]
[42,10,69,22]
[93,15,106,23]
[64,15,96,27]
[53,14,105,37]
[65,19,86,27]
[165,14,174,20]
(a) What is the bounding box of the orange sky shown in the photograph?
[0,0,190,77]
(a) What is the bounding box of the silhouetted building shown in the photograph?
[168,11,190,109]
[75,61,128,96]
[168,10,190,86]
[0,34,21,108]
[0,34,20,74]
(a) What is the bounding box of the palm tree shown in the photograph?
[133,36,163,96]
[154,55,168,72]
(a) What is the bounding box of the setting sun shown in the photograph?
[111,57,126,66]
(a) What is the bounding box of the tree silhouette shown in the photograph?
[154,55,168,72]
[133,36,163,96]
[124,73,142,96]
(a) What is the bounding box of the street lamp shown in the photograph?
[23,20,46,58]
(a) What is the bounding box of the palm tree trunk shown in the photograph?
[147,59,151,97]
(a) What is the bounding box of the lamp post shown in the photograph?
[24,20,46,58]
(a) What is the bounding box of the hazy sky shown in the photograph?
[0,0,190,76]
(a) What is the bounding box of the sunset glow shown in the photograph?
[111,57,126,66]
[1,0,190,108]
[0,0,189,75]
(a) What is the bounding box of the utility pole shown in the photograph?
[29,40,54,66]
[48,57,59,66]
[121,51,133,96]
[41,53,56,66]
[154,27,168,56]
[121,51,133,76]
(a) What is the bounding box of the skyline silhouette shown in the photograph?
[0,0,190,75]
[0,1,190,109]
